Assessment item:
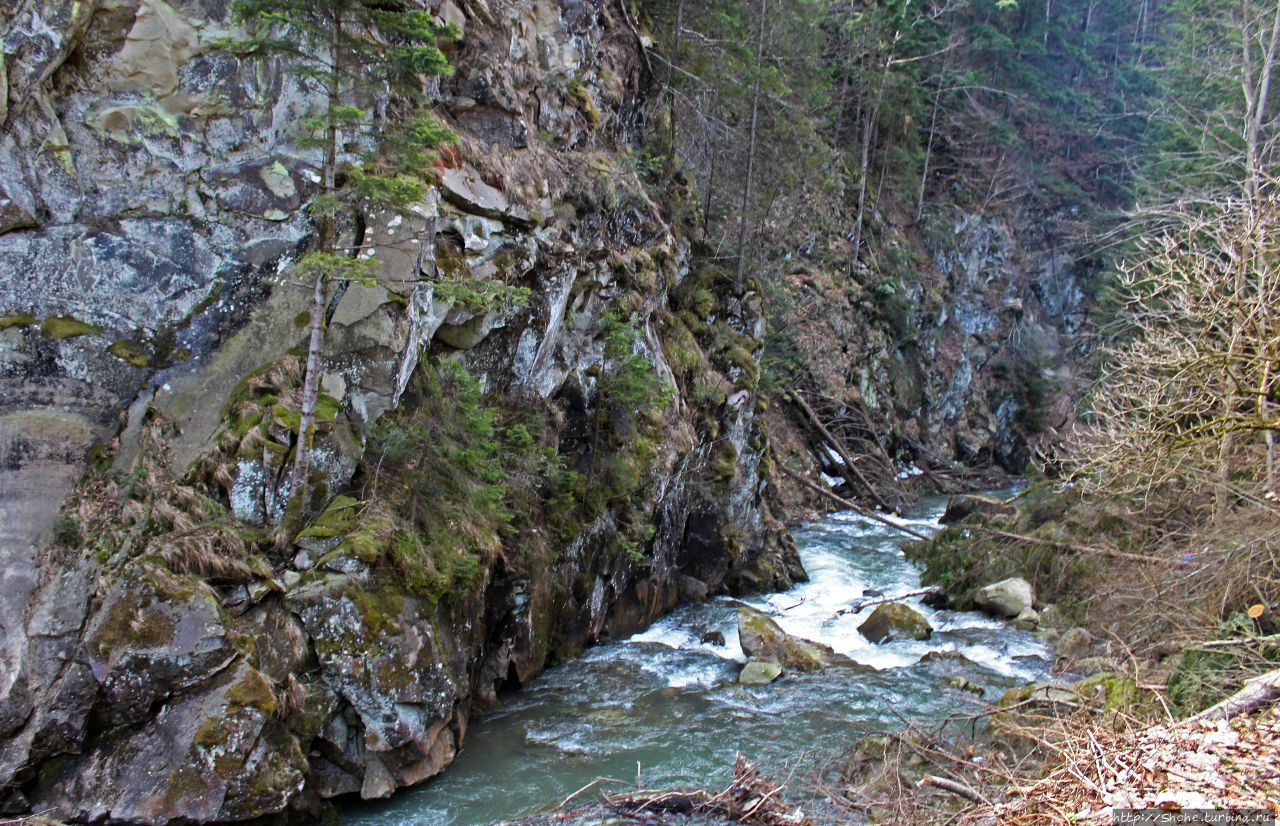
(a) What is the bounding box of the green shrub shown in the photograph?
[52,514,81,546]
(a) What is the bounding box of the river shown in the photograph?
[344,492,1053,825]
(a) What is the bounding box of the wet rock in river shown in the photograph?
[736,605,837,671]
[700,630,726,647]
[975,577,1035,618]
[943,675,985,695]
[738,660,783,685]
[857,603,933,643]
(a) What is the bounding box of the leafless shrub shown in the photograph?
[1067,183,1280,518]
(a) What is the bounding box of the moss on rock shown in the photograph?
[42,316,100,339]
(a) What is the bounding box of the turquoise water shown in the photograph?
[343,495,1052,825]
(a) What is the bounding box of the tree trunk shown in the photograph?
[666,0,683,178]
[280,5,343,541]
[735,0,767,292]
[789,390,895,512]
[777,463,929,541]
[287,273,328,498]
[850,60,887,266]
[1188,669,1280,722]
[916,56,948,223]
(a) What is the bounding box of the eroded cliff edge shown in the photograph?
[0,0,801,819]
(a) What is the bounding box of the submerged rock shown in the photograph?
[943,675,985,695]
[917,649,973,665]
[975,577,1035,618]
[857,603,933,643]
[738,660,783,685]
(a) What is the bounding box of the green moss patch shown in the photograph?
[90,593,175,656]
[226,668,278,716]
[108,339,151,367]
[42,316,100,339]
[567,79,601,128]
[0,314,35,331]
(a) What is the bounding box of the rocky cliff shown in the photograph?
[0,0,801,819]
[762,199,1093,515]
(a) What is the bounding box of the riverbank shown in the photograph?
[341,493,1058,825]
[486,483,1280,826]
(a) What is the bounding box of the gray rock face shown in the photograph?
[0,0,802,820]
[975,577,1036,618]
[36,660,305,825]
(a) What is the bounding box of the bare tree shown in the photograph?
[1068,182,1280,511]
[735,0,768,291]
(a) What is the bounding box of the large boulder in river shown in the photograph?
[736,606,836,671]
[939,494,1014,524]
[857,604,932,643]
[974,577,1035,618]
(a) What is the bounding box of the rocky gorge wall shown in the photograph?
[0,0,801,820]
[763,200,1094,514]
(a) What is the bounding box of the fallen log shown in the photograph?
[917,775,991,806]
[836,586,943,616]
[777,463,930,541]
[962,524,1174,566]
[1198,633,1280,649]
[1188,669,1280,723]
[788,390,894,513]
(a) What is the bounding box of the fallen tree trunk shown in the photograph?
[917,775,991,806]
[778,463,930,541]
[837,586,943,615]
[788,390,895,512]
[962,524,1174,566]
[1188,669,1280,723]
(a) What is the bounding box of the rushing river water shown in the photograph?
[344,494,1054,826]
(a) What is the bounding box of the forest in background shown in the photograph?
[633,0,1280,648]
[623,0,1280,819]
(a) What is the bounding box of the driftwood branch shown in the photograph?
[602,754,808,826]
[837,586,942,615]
[1188,669,1280,722]
[1198,633,1280,649]
[777,463,930,541]
[788,390,894,512]
[917,774,991,805]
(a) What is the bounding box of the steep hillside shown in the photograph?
[0,0,800,818]
[0,0,1119,821]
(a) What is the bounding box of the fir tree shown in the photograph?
[227,0,460,539]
